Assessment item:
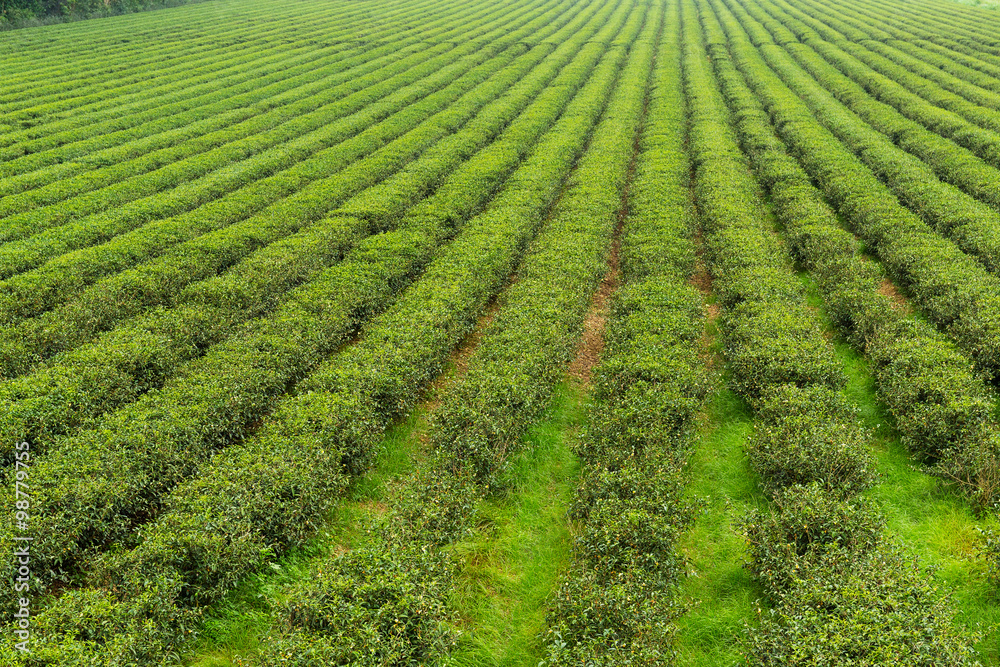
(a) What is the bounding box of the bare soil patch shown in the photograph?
[568,238,620,388]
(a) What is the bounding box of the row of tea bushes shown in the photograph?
[731,0,1000,274]
[0,0,617,622]
[0,0,588,473]
[0,11,559,371]
[0,6,541,289]
[543,4,712,661]
[762,0,1000,134]
[248,8,652,662]
[712,0,1000,383]
[0,0,452,172]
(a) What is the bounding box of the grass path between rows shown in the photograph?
[181,406,430,666]
[672,275,765,666]
[444,382,583,667]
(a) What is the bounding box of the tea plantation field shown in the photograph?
[4,0,1000,663]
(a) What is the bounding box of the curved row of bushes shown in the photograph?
[686,1,978,661]
[0,42,468,267]
[707,1,1000,384]
[0,0,385,110]
[0,0,582,380]
[788,0,1000,99]
[706,0,1000,506]
[0,31,551,376]
[0,0,547,289]
[757,0,1000,195]
[859,0,1000,50]
[3,0,228,32]
[727,0,1000,277]
[542,4,711,662]
[751,0,1000,207]
[0,0,436,157]
[827,0,1000,72]
[0,0,539,187]
[247,8,652,663]
[767,0,1000,120]
[0,0,344,107]
[0,12,459,217]
[825,0,1000,67]
[0,0,592,474]
[0,0,621,617]
[0,0,527,217]
[0,2,642,661]
[0,12,370,181]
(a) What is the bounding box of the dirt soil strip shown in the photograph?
[878,276,912,313]
[567,238,620,388]
[690,227,722,373]
[566,90,645,387]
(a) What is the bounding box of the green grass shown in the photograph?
[185,270,1000,666]
[948,0,1000,9]
[445,381,584,667]
[836,339,1000,664]
[675,269,1000,665]
[674,386,767,667]
[673,300,769,666]
[184,381,585,667]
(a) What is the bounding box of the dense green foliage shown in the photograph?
[1,0,190,28]
[5,0,1000,662]
[541,3,711,663]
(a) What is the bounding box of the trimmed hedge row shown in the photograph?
[0,0,372,77]
[740,486,979,665]
[0,2,638,661]
[818,0,1000,53]
[707,0,1000,506]
[688,2,979,661]
[543,4,712,661]
[0,42,465,266]
[0,38,433,215]
[0,0,555,293]
[0,0,581,374]
[788,0,1000,98]
[430,34,647,492]
[0,0,444,165]
[247,8,653,663]
[0,0,467,127]
[0,0,335,70]
[754,0,1000,205]
[0,0,544,205]
[839,0,1000,66]
[0,27,366,187]
[764,0,1000,118]
[0,1,346,120]
[685,0,869,494]
[0,0,620,620]
[831,0,1000,67]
